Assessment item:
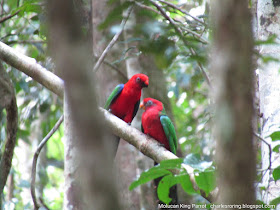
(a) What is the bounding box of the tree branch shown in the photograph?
[149,0,212,88]
[93,6,133,72]
[0,10,20,24]
[157,0,206,26]
[0,41,64,98]
[149,0,208,44]
[31,115,64,210]
[0,41,217,202]
[254,132,272,171]
[0,62,18,196]
[93,55,128,81]
[135,2,161,15]
[100,108,216,202]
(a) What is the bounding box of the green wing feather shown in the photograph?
[104,84,124,110]
[160,115,177,154]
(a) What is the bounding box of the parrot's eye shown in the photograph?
[147,100,153,106]
[136,77,141,82]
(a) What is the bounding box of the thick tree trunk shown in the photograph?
[0,61,18,208]
[257,0,280,204]
[0,38,215,202]
[47,0,121,209]
[211,0,256,204]
[91,1,140,209]
[122,7,178,208]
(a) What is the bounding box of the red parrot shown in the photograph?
[140,97,178,205]
[104,74,149,155]
[140,98,177,154]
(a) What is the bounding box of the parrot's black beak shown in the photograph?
[142,80,149,87]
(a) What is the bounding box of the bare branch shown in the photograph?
[31,115,64,210]
[100,107,216,202]
[157,0,206,26]
[93,55,128,81]
[135,2,161,15]
[174,21,209,44]
[103,59,128,80]
[0,10,20,24]
[93,6,133,72]
[0,41,64,98]
[6,40,46,45]
[0,41,217,202]
[148,0,212,88]
[148,1,208,44]
[254,132,272,171]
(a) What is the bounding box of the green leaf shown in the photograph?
[256,200,270,210]
[157,175,175,204]
[194,170,216,195]
[187,55,207,65]
[270,131,280,141]
[157,173,198,204]
[270,196,280,206]
[176,174,197,195]
[18,2,42,16]
[129,168,171,190]
[260,55,280,64]
[184,154,212,171]
[272,166,280,181]
[255,34,277,46]
[273,145,280,153]
[158,158,183,169]
[130,159,184,192]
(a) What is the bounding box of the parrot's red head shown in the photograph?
[128,74,149,88]
[140,98,163,111]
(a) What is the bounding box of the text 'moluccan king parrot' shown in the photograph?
[140,98,177,154]
[104,74,149,156]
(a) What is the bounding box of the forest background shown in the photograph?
[0,0,280,209]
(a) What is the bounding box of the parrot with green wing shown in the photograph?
[140,98,177,154]
[140,97,178,205]
[104,74,149,156]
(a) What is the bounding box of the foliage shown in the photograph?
[1,0,280,208]
[130,157,215,204]
[1,0,63,208]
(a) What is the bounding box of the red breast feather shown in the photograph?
[110,74,149,123]
[142,107,170,151]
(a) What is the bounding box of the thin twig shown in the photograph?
[93,55,128,81]
[149,0,212,88]
[103,59,128,81]
[254,132,272,182]
[254,132,272,171]
[38,197,50,210]
[93,6,133,72]
[6,40,46,46]
[157,0,206,26]
[135,2,161,15]
[0,0,4,15]
[174,20,209,44]
[31,115,64,210]
[0,10,20,24]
